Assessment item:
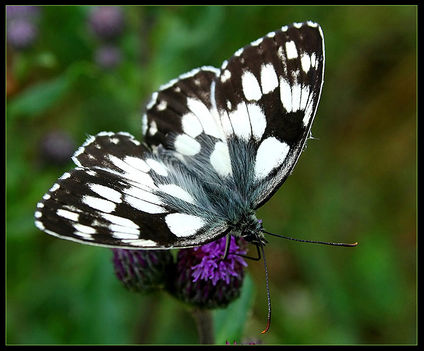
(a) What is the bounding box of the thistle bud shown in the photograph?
[88,6,124,41]
[95,45,122,69]
[112,248,173,294]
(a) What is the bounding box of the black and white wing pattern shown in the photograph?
[35,21,324,249]
[213,21,324,209]
[142,21,324,210]
[35,132,230,249]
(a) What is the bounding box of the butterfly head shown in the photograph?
[232,212,267,246]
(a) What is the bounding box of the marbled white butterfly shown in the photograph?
[35,21,357,333]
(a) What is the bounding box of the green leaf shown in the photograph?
[7,73,72,120]
[213,273,255,344]
[7,62,93,121]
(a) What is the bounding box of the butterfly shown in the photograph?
[35,21,331,332]
[35,21,325,249]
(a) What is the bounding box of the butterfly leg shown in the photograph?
[221,234,232,260]
[237,243,262,261]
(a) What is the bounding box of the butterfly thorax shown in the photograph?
[231,212,267,246]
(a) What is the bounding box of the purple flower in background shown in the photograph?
[88,6,124,40]
[95,45,122,69]
[6,5,41,20]
[6,5,41,50]
[171,236,248,309]
[7,18,38,50]
[40,130,76,165]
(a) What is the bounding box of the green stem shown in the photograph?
[191,308,215,344]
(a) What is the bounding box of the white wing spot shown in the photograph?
[210,141,233,177]
[241,71,262,101]
[285,40,298,59]
[234,48,244,56]
[174,134,201,156]
[123,185,163,206]
[142,113,148,135]
[301,53,311,73]
[73,223,96,234]
[149,120,158,136]
[247,103,266,141]
[187,97,222,139]
[50,183,60,192]
[89,184,122,203]
[251,37,263,46]
[146,92,158,109]
[35,220,45,231]
[221,69,232,83]
[291,83,302,112]
[121,239,157,247]
[220,110,233,138]
[158,184,195,204]
[157,100,167,111]
[111,231,139,240]
[82,195,116,213]
[108,154,154,184]
[60,172,71,180]
[145,159,168,176]
[123,156,150,172]
[57,209,79,221]
[182,112,203,138]
[229,103,251,141]
[303,99,315,126]
[310,52,317,68]
[280,77,292,112]
[124,194,166,214]
[165,213,206,237]
[260,63,279,94]
[255,137,290,180]
[300,85,310,110]
[101,213,139,229]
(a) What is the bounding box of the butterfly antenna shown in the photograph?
[259,243,272,334]
[262,230,358,247]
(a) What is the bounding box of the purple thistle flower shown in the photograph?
[6,5,41,20]
[169,236,248,309]
[95,45,122,69]
[7,18,38,50]
[88,6,125,41]
[191,237,248,286]
[40,130,76,165]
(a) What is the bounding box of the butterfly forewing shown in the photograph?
[214,22,324,208]
[142,67,223,152]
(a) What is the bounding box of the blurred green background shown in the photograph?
[6,5,416,345]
